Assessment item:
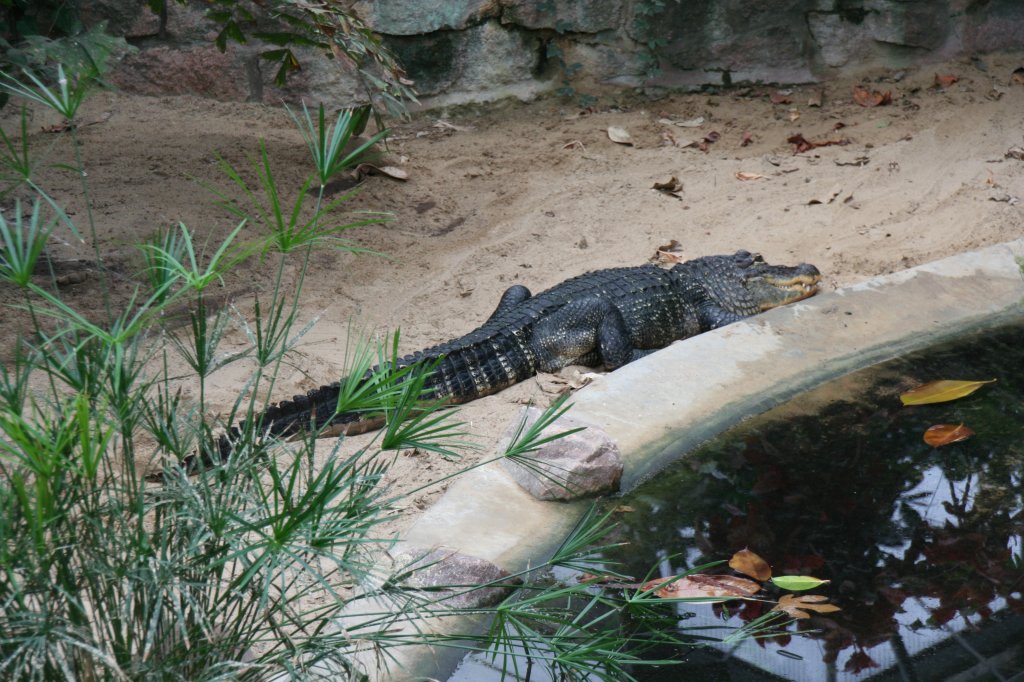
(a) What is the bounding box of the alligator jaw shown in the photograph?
[758,272,821,311]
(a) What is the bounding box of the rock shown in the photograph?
[500,407,623,501]
[637,0,817,87]
[353,0,500,36]
[502,0,624,34]
[386,20,540,96]
[556,32,648,86]
[110,45,252,100]
[391,548,519,608]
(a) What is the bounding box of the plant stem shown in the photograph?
[69,125,111,320]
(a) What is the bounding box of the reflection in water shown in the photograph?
[607,323,1024,681]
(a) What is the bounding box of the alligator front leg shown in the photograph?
[697,302,748,330]
[532,297,644,372]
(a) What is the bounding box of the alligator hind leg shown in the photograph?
[485,284,532,323]
[533,297,643,372]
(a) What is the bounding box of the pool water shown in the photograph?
[605,322,1024,681]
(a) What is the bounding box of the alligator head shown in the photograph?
[679,250,821,316]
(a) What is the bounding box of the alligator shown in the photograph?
[209,250,820,458]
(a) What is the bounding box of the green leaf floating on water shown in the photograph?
[771,575,831,591]
[899,379,995,406]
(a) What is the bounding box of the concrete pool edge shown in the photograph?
[380,238,1024,680]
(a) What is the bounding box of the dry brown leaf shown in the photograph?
[562,140,586,151]
[652,176,684,199]
[772,593,841,619]
[728,548,772,581]
[923,423,975,448]
[741,131,753,147]
[788,109,801,122]
[852,86,892,107]
[834,155,870,167]
[433,119,474,132]
[1013,67,1024,85]
[356,164,408,181]
[807,90,823,107]
[808,185,843,205]
[787,133,849,154]
[614,505,635,513]
[676,116,704,128]
[1005,147,1024,161]
[770,91,793,105]
[607,126,634,145]
[735,171,766,181]
[652,239,684,263]
[934,73,959,89]
[642,573,761,600]
[655,250,686,264]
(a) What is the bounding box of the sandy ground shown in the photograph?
[2,53,1023,533]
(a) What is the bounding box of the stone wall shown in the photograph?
[98,0,1024,108]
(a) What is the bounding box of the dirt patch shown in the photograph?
[3,53,1023,536]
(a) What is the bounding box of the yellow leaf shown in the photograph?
[729,548,772,581]
[771,575,830,591]
[899,379,995,406]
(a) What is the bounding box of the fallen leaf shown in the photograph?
[771,575,831,591]
[676,116,705,128]
[808,185,843,205]
[355,163,409,180]
[845,650,881,674]
[787,133,849,154]
[1011,67,1024,85]
[41,111,112,134]
[1005,147,1024,161]
[899,379,995,406]
[770,91,793,105]
[615,504,635,513]
[655,239,682,254]
[923,423,975,447]
[562,140,586,151]
[433,119,474,132]
[852,86,892,107]
[652,239,684,263]
[735,171,766,181]
[807,90,823,107]
[772,593,841,619]
[652,176,684,199]
[741,131,753,147]
[934,73,959,89]
[788,109,801,122]
[660,131,698,148]
[607,126,634,145]
[729,548,772,581]
[642,573,761,601]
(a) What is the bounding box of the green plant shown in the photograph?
[0,58,789,682]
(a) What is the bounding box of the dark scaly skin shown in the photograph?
[213,250,820,456]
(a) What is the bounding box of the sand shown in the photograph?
[3,52,1023,532]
